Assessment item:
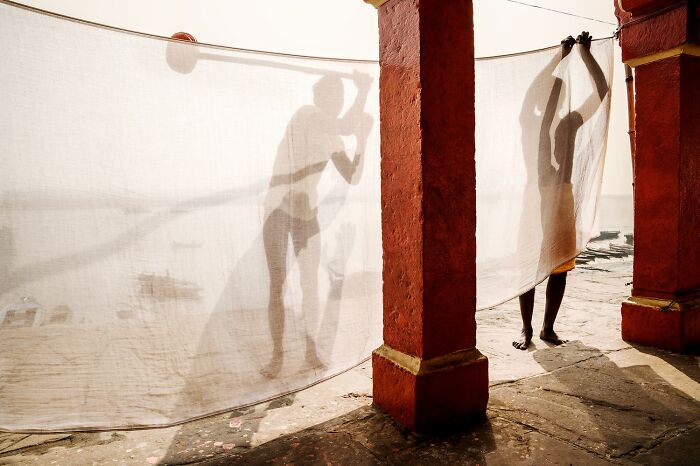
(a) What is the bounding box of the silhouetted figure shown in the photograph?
[514,32,609,350]
[261,72,373,377]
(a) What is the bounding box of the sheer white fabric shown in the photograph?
[0,2,382,431]
[476,40,613,308]
[0,1,612,431]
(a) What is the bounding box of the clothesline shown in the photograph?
[3,0,616,65]
[502,0,618,26]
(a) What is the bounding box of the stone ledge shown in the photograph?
[373,344,486,376]
[364,0,392,8]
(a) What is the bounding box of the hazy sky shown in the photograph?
[16,0,632,195]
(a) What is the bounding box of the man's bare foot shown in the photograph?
[305,352,326,371]
[539,328,567,345]
[305,341,326,371]
[512,329,533,350]
[260,353,283,379]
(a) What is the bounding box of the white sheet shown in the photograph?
[0,1,612,431]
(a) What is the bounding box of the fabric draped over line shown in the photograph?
[0,1,613,431]
[475,40,612,308]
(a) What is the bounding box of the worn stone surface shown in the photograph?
[490,347,700,458]
[3,259,700,465]
[0,433,71,455]
[199,406,615,466]
[626,424,700,465]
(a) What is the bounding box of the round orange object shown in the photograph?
[170,32,197,42]
[166,32,198,74]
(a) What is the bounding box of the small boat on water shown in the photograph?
[138,273,202,300]
[589,230,620,242]
[575,240,634,266]
[610,243,634,253]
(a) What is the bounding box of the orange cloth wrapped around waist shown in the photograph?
[552,257,576,274]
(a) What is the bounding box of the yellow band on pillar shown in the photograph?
[624,295,700,311]
[625,43,700,68]
[364,0,391,8]
[374,345,487,376]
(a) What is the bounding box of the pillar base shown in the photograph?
[621,296,700,353]
[372,345,488,433]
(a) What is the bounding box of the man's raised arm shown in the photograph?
[338,71,372,136]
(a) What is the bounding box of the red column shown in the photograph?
[617,0,700,352]
[365,0,488,432]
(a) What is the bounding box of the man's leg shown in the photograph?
[540,272,567,344]
[513,288,535,350]
[261,210,289,378]
[293,220,324,370]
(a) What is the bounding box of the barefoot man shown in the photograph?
[261,71,373,376]
[513,32,609,350]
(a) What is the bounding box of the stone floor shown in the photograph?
[2,257,700,465]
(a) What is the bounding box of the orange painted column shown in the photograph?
[616,0,700,352]
[364,0,488,432]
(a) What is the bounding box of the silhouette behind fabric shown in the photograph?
[475,39,613,308]
[0,3,381,431]
[0,2,612,430]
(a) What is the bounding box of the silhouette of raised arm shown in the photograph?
[331,113,373,185]
[574,32,609,117]
[338,71,372,136]
[535,36,576,182]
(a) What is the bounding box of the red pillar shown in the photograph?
[365,0,488,432]
[616,0,700,352]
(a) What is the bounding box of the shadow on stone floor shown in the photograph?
[186,399,622,465]
[176,342,700,465]
[632,343,700,383]
[160,394,296,464]
[196,405,498,465]
[490,340,700,461]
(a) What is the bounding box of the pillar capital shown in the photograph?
[617,0,699,65]
[618,0,680,16]
[364,0,392,8]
